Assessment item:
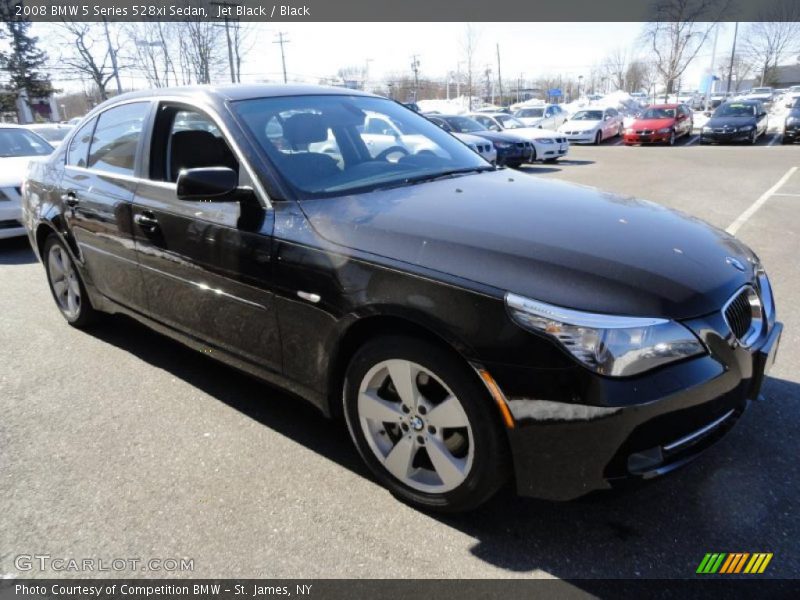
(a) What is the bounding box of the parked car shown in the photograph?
[783,86,800,108]
[451,132,497,164]
[783,97,800,144]
[24,123,74,147]
[513,104,569,130]
[700,100,769,144]
[558,107,624,144]
[23,85,782,511]
[426,114,531,168]
[623,104,694,146]
[747,87,774,105]
[0,125,53,239]
[468,112,570,162]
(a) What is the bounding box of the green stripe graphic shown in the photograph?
[697,554,713,574]
[710,553,727,573]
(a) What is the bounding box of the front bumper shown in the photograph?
[624,132,672,144]
[783,127,798,142]
[700,130,754,143]
[535,141,570,160]
[0,199,25,239]
[560,131,595,143]
[486,311,783,501]
[495,143,531,165]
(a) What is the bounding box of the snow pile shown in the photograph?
[509,98,545,111]
[417,97,473,114]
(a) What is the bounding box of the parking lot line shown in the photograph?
[684,135,699,146]
[726,166,798,235]
[767,134,782,147]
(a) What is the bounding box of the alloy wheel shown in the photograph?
[47,243,81,320]
[356,359,474,493]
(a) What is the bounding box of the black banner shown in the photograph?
[0,0,796,22]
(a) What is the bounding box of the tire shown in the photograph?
[667,131,676,146]
[781,136,791,145]
[750,130,758,145]
[343,335,510,512]
[617,124,623,137]
[594,130,602,145]
[504,160,522,169]
[543,158,558,163]
[43,234,98,328]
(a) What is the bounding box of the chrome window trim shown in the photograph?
[65,94,273,210]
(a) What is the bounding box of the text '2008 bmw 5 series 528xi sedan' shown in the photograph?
[22,85,782,512]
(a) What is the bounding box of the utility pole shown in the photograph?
[484,65,493,104]
[496,43,503,106]
[102,18,123,95]
[726,22,739,95]
[410,55,420,101]
[274,32,290,83]
[704,24,719,112]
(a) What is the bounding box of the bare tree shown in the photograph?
[56,22,123,101]
[124,22,179,88]
[625,59,656,93]
[742,1,800,86]
[721,53,753,92]
[602,47,629,91]
[641,0,731,100]
[178,20,226,84]
[460,24,480,110]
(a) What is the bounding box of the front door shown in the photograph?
[61,102,151,312]
[131,104,282,372]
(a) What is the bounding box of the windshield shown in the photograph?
[0,128,53,157]
[515,108,544,118]
[28,126,71,142]
[443,116,485,133]
[571,110,603,121]
[233,95,489,199]
[640,107,676,119]
[714,103,757,118]
[495,115,526,129]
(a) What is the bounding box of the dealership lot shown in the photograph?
[1,142,798,582]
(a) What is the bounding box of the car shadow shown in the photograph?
[0,237,37,265]
[85,315,799,581]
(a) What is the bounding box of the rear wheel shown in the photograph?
[43,235,98,328]
[343,336,510,512]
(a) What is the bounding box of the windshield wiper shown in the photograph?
[401,166,494,186]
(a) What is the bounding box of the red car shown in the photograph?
[623,104,694,146]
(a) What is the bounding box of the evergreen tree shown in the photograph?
[0,10,54,109]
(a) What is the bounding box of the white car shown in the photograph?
[513,104,569,130]
[747,87,775,104]
[468,113,570,162]
[558,107,624,144]
[453,132,497,164]
[24,123,74,148]
[360,113,446,159]
[0,125,53,239]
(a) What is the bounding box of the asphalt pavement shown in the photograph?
[1,140,798,584]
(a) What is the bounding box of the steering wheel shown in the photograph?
[375,146,409,163]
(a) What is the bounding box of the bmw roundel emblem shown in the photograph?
[726,257,746,272]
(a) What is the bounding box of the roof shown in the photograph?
[645,103,681,109]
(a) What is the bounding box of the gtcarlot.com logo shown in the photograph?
[696,552,773,574]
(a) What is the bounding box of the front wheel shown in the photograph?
[667,131,676,146]
[594,130,602,145]
[43,234,98,328]
[750,130,758,145]
[343,336,510,512]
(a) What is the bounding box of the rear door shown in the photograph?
[61,102,151,311]
[131,103,281,372]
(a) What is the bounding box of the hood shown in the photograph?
[707,115,757,128]
[506,127,558,140]
[0,156,37,187]
[299,171,755,320]
[518,117,544,127]
[560,119,601,130]
[631,117,675,129]
[471,130,530,144]
[453,133,489,146]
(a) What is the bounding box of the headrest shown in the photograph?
[282,113,329,146]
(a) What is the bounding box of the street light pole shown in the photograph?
[726,22,739,95]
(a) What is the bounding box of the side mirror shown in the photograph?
[177,167,238,201]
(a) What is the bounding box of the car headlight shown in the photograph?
[624,128,635,134]
[494,141,512,149]
[738,124,754,131]
[505,293,705,377]
[538,138,555,144]
[657,127,672,133]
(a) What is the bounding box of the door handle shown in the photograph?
[61,191,79,207]
[134,212,159,231]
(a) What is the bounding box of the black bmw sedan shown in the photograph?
[700,100,769,144]
[22,86,781,511]
[426,113,533,168]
